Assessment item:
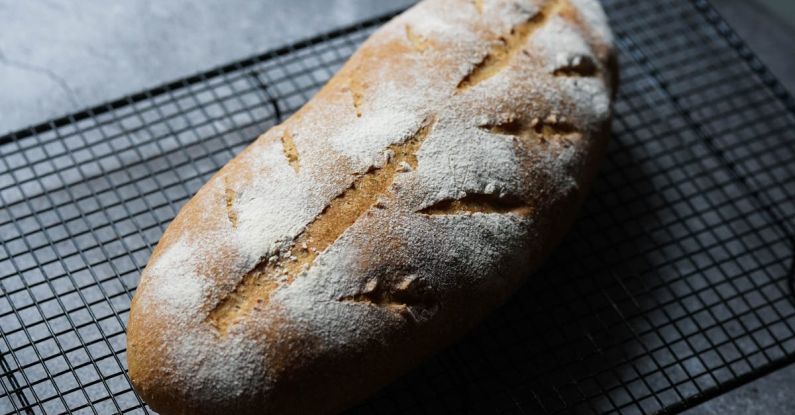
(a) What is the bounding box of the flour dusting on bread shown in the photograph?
[127,1,616,413]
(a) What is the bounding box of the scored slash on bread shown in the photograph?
[127,0,617,414]
[457,0,566,91]
[207,115,438,334]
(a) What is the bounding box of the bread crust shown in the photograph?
[127,0,617,413]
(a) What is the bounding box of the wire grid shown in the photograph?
[1,0,794,413]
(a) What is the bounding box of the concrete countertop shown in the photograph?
[0,0,414,135]
[1,0,794,413]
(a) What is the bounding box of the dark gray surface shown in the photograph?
[0,0,413,135]
[683,365,795,415]
[711,0,795,95]
[1,0,794,413]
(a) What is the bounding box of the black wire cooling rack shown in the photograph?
[2,0,795,413]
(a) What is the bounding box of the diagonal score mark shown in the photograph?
[207,115,437,333]
[281,128,300,173]
[480,113,580,144]
[350,77,366,118]
[474,0,484,14]
[457,0,565,92]
[338,275,439,322]
[419,193,532,216]
[224,185,238,228]
[405,25,430,52]
[552,54,598,77]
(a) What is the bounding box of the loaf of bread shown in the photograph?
[127,0,616,413]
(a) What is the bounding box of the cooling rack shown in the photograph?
[2,0,795,413]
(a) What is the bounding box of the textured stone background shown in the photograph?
[0,0,414,134]
[1,0,794,413]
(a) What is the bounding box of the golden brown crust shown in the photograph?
[127,0,617,413]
